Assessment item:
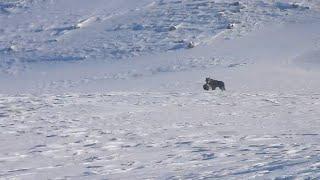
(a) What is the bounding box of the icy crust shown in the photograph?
[0,92,319,179]
[0,0,318,72]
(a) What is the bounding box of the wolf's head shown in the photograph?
[205,77,211,83]
[203,84,210,91]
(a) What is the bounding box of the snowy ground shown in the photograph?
[1,92,320,179]
[0,0,320,179]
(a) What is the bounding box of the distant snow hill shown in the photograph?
[0,0,318,73]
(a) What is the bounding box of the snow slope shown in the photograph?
[0,0,320,179]
[0,0,318,74]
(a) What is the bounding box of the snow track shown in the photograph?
[0,92,319,179]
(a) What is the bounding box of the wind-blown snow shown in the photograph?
[0,0,320,179]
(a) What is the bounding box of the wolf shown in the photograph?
[204,77,226,91]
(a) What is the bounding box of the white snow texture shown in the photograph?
[0,0,320,179]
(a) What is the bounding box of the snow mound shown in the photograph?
[275,2,309,10]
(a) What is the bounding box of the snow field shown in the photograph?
[0,92,319,179]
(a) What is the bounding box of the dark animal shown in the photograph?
[203,83,210,91]
[203,77,226,91]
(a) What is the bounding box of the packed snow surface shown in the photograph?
[0,0,320,179]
